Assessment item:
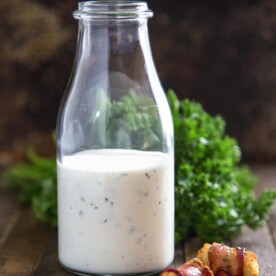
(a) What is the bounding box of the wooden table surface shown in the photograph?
[0,164,275,275]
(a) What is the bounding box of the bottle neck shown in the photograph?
[73,1,158,91]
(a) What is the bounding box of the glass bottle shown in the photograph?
[56,1,174,275]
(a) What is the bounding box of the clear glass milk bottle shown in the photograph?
[56,1,174,275]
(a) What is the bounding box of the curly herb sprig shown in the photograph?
[168,90,276,244]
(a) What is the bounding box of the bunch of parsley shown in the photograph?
[167,90,276,243]
[3,90,276,243]
[4,149,57,227]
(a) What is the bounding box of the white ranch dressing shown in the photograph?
[58,149,174,275]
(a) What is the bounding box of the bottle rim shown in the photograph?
[74,0,153,20]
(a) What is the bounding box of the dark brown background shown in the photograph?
[1,0,276,167]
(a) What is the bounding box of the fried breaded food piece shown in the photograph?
[160,258,213,276]
[197,242,259,276]
[243,250,259,276]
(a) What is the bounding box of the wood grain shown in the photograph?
[251,164,276,195]
[183,237,202,261]
[0,182,20,249]
[0,207,50,276]
[232,225,276,276]
[170,245,185,269]
[33,231,70,276]
[252,164,276,275]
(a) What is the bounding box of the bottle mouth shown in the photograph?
[74,1,153,20]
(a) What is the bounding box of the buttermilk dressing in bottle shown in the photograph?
[56,1,174,275]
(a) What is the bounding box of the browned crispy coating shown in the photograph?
[197,243,259,276]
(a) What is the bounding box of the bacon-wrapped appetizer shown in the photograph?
[197,243,259,276]
[160,258,213,276]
